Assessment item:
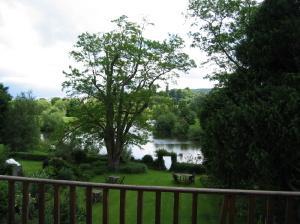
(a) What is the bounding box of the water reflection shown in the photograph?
[130,137,202,164]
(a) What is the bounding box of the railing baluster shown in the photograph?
[22,182,29,224]
[155,191,161,224]
[38,183,45,224]
[54,184,60,224]
[285,197,295,224]
[70,186,76,224]
[192,192,198,224]
[247,196,255,224]
[0,175,300,224]
[103,188,109,224]
[8,180,15,224]
[137,190,143,224]
[220,195,229,224]
[173,192,179,224]
[228,195,236,224]
[86,187,93,224]
[120,189,126,224]
[265,197,273,224]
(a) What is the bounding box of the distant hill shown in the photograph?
[191,88,212,94]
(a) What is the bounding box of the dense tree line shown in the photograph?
[151,88,205,141]
[188,0,300,192]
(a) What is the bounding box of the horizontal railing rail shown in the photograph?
[0,175,299,224]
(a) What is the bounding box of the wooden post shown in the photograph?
[86,187,93,224]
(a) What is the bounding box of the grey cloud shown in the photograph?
[16,0,77,45]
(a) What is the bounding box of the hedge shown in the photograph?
[9,152,48,161]
[170,162,205,174]
[118,162,147,174]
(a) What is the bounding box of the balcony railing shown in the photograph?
[0,175,299,224]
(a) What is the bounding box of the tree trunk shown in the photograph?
[107,155,120,170]
[105,139,122,171]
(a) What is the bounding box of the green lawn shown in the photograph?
[87,170,221,224]
[20,160,221,224]
[19,160,42,175]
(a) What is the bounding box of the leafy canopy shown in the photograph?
[63,16,195,167]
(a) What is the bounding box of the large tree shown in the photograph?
[3,92,41,151]
[189,0,300,192]
[63,16,195,169]
[0,84,12,144]
[187,0,258,75]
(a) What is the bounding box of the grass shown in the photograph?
[78,171,221,224]
[19,160,42,175]
[20,160,221,224]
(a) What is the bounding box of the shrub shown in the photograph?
[153,149,177,170]
[90,160,108,175]
[153,157,166,170]
[56,167,76,180]
[78,163,97,180]
[71,149,87,163]
[141,155,154,165]
[118,162,147,174]
[0,182,8,218]
[86,154,107,163]
[0,144,9,174]
[170,162,205,174]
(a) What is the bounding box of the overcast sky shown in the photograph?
[0,0,215,98]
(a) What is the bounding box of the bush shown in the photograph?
[171,162,205,174]
[0,144,9,174]
[78,163,100,179]
[86,154,107,163]
[90,160,108,175]
[118,162,147,174]
[153,157,166,170]
[71,149,87,163]
[10,151,48,161]
[0,182,8,219]
[153,149,177,170]
[56,167,76,180]
[141,155,154,165]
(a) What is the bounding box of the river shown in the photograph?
[130,136,202,165]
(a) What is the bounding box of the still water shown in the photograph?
[130,136,202,164]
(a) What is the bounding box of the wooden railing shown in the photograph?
[0,175,299,224]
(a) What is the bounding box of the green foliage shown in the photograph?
[187,122,202,141]
[0,83,12,143]
[152,88,203,140]
[0,182,8,219]
[152,149,178,170]
[141,154,154,166]
[120,148,133,163]
[38,98,68,144]
[197,0,300,192]
[153,112,176,138]
[0,144,9,174]
[171,162,205,174]
[187,0,258,73]
[118,162,148,173]
[63,16,195,169]
[3,92,41,151]
[9,151,48,161]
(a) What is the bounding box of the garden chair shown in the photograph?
[118,176,125,184]
[188,173,195,184]
[172,173,179,183]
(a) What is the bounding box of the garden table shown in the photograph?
[106,175,121,183]
[173,173,195,184]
